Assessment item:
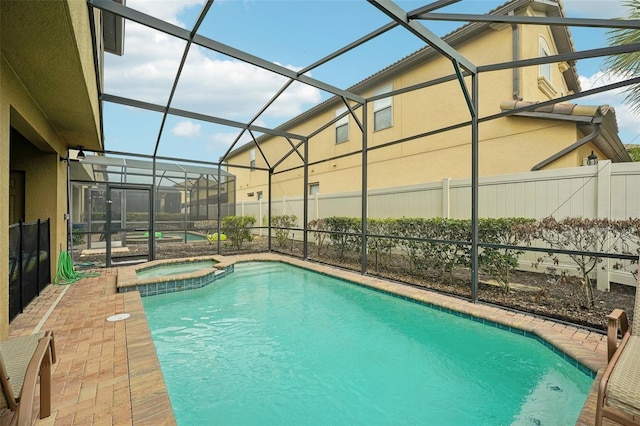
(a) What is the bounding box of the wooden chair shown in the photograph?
[0,330,56,426]
[596,275,640,425]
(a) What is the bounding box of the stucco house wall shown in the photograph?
[226,2,621,202]
[0,1,102,337]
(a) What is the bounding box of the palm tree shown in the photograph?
[606,0,640,113]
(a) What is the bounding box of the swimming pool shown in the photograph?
[143,261,593,425]
[136,259,217,279]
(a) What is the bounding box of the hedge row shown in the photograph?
[308,217,535,291]
[220,214,640,306]
[307,216,640,303]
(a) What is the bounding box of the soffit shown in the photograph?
[0,1,101,151]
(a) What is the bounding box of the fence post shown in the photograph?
[596,160,612,291]
[259,199,263,237]
[442,177,451,218]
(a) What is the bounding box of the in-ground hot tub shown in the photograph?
[117,255,233,297]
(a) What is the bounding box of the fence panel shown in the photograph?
[238,161,640,288]
[8,219,51,321]
[242,162,640,223]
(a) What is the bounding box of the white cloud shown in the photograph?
[171,50,322,120]
[104,2,323,130]
[172,121,201,137]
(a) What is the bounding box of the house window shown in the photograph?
[257,191,263,200]
[373,84,393,131]
[335,107,349,144]
[250,148,255,171]
[309,183,319,196]
[539,37,551,82]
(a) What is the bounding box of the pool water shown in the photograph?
[143,262,593,425]
[164,232,208,242]
[136,260,216,279]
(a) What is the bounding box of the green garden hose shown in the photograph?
[53,251,99,285]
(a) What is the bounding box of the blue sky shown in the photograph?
[102,0,639,162]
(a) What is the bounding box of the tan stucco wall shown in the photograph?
[229,18,588,201]
[0,0,101,336]
[0,57,70,336]
[67,1,102,138]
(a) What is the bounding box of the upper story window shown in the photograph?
[373,84,393,131]
[250,148,256,171]
[539,37,552,82]
[335,107,349,144]
[538,36,557,98]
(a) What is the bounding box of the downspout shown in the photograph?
[531,123,602,171]
[511,12,522,101]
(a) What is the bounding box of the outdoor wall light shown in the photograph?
[587,151,598,165]
[77,147,86,161]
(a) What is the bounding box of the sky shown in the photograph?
[101,0,640,163]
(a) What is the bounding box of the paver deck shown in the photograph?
[0,253,621,425]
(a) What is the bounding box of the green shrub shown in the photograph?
[221,215,256,250]
[308,218,328,256]
[324,216,361,260]
[427,218,471,283]
[389,217,430,273]
[367,218,396,270]
[478,218,534,292]
[272,214,298,249]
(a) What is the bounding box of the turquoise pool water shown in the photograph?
[136,260,216,279]
[143,262,593,425]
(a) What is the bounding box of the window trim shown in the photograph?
[335,106,349,144]
[373,83,393,131]
[539,36,552,83]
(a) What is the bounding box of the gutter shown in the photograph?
[531,122,601,171]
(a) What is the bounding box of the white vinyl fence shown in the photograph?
[236,161,640,289]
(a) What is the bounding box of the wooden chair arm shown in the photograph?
[607,308,629,362]
[11,336,52,426]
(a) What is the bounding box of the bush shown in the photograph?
[272,214,298,249]
[324,216,361,260]
[308,218,329,256]
[478,218,534,292]
[428,218,471,283]
[517,217,640,308]
[221,215,256,250]
[367,218,396,271]
[389,217,430,273]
